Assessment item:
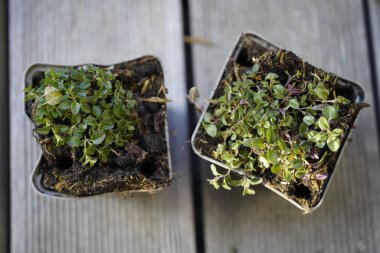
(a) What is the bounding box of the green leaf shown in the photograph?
[230,133,237,141]
[273,85,286,99]
[259,156,270,168]
[243,188,256,195]
[332,128,344,137]
[78,81,91,89]
[84,143,96,156]
[77,91,87,97]
[266,128,271,143]
[206,124,217,137]
[290,159,304,170]
[315,132,328,142]
[244,161,254,171]
[92,105,102,118]
[208,178,220,190]
[105,70,113,79]
[101,109,113,120]
[54,124,68,134]
[317,141,326,149]
[98,146,111,162]
[295,170,307,179]
[84,155,98,167]
[251,63,260,74]
[242,138,265,150]
[34,117,46,126]
[221,153,234,163]
[226,177,243,187]
[307,130,318,142]
[336,95,351,104]
[254,92,263,104]
[278,138,287,151]
[67,135,81,147]
[265,72,279,80]
[271,164,282,174]
[322,105,338,121]
[289,99,299,109]
[317,116,330,130]
[210,164,220,176]
[249,177,263,185]
[91,133,106,145]
[327,136,341,152]
[263,120,270,129]
[314,82,329,100]
[78,122,87,130]
[203,112,213,124]
[299,122,308,134]
[59,100,71,110]
[100,120,114,131]
[113,105,126,119]
[45,91,62,106]
[54,134,65,146]
[69,69,81,80]
[36,127,51,135]
[104,81,112,89]
[188,87,200,101]
[81,103,91,113]
[83,115,97,126]
[284,169,293,182]
[266,150,278,165]
[222,177,232,190]
[284,115,294,127]
[71,101,81,115]
[303,115,315,125]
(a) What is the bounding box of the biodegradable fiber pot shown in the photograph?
[25,56,172,198]
[191,32,367,212]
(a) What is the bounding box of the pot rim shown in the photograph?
[191,31,366,212]
[24,56,173,199]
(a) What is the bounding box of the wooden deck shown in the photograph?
[3,0,380,252]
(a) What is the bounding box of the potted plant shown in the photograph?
[24,56,172,198]
[191,33,368,212]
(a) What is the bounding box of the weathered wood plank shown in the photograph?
[10,1,195,252]
[369,0,380,114]
[190,0,380,252]
[0,0,9,252]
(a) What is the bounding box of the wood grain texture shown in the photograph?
[9,1,195,252]
[189,0,380,252]
[369,0,380,108]
[0,0,9,252]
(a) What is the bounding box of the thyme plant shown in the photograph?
[201,60,351,195]
[24,65,138,167]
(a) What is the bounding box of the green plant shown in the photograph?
[24,65,138,167]
[198,58,351,195]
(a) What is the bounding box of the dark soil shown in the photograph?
[27,56,171,196]
[193,35,368,209]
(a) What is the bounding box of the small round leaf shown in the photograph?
[327,136,341,152]
[206,124,217,137]
[303,115,315,125]
[71,101,81,115]
[317,116,330,130]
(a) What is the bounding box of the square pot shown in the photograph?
[191,32,366,212]
[24,56,172,198]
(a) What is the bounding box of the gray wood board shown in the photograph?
[0,0,9,252]
[369,0,380,110]
[9,0,195,252]
[189,0,380,252]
